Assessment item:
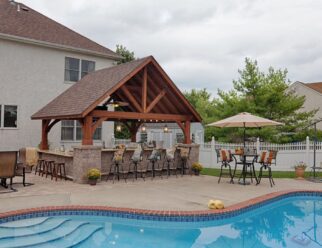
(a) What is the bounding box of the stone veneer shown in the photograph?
[73,146,102,183]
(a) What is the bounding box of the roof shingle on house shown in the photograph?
[304,82,322,94]
[0,0,121,59]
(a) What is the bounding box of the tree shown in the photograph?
[114,45,136,138]
[185,58,317,143]
[116,44,135,64]
[184,89,216,124]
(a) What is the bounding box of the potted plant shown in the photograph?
[192,162,203,176]
[294,162,307,179]
[87,168,101,185]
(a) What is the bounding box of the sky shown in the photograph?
[22,0,322,97]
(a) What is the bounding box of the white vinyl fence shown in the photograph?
[199,136,321,171]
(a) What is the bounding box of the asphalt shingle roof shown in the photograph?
[0,0,121,59]
[32,57,151,119]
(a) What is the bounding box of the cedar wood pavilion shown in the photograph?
[32,56,202,149]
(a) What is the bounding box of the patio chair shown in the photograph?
[153,150,165,179]
[257,150,277,187]
[117,162,131,183]
[147,148,161,178]
[164,147,177,177]
[106,145,126,182]
[218,149,234,184]
[136,153,149,181]
[178,147,191,176]
[130,145,144,181]
[0,151,18,193]
[309,161,322,180]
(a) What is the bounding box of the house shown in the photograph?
[0,0,121,151]
[290,81,322,129]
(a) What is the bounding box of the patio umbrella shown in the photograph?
[207,112,283,147]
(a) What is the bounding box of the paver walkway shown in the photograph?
[1,173,321,213]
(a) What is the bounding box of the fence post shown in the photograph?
[306,136,310,165]
[211,136,215,167]
[256,137,260,152]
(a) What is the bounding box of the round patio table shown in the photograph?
[231,153,258,185]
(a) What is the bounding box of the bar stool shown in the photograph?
[53,162,67,181]
[42,160,55,178]
[35,159,46,176]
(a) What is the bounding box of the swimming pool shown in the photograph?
[0,192,321,247]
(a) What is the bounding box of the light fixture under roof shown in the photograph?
[116,123,122,132]
[141,124,146,133]
[163,124,169,133]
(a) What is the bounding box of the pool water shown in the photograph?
[0,196,321,248]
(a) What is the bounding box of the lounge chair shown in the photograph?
[0,151,18,193]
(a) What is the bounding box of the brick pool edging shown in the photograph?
[0,190,321,223]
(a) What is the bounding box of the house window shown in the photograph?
[81,60,95,78]
[61,120,101,141]
[64,57,95,82]
[0,105,17,128]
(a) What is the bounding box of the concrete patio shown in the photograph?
[1,173,321,213]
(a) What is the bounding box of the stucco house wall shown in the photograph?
[0,38,115,151]
[289,81,322,129]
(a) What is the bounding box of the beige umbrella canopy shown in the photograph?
[207,112,283,146]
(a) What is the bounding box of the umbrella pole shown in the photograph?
[243,122,246,148]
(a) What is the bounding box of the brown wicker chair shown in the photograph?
[0,151,18,192]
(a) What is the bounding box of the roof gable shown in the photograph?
[32,56,202,122]
[0,0,120,59]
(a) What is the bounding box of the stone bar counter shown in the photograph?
[37,143,200,184]
[38,150,74,179]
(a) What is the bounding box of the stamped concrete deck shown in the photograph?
[1,173,321,213]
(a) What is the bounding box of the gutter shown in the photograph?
[0,32,122,61]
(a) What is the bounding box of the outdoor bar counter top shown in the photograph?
[37,144,199,183]
[38,150,74,179]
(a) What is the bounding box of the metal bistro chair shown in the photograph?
[130,145,144,181]
[257,150,277,187]
[178,147,191,176]
[153,150,165,179]
[106,145,126,183]
[136,153,148,181]
[218,149,234,184]
[0,151,18,193]
[147,148,161,179]
[164,147,177,178]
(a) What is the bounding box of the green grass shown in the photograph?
[201,168,313,179]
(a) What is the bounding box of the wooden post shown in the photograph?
[41,119,50,150]
[142,67,147,112]
[184,120,191,144]
[82,116,93,145]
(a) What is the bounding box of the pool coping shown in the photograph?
[0,190,321,223]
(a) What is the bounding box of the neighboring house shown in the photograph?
[0,0,121,151]
[289,81,322,129]
[135,123,204,148]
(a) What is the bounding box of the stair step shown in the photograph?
[0,218,69,239]
[32,224,103,248]
[0,220,88,248]
[76,229,109,248]
[0,217,50,228]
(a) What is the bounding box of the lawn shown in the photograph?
[201,168,313,178]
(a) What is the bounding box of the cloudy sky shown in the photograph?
[22,0,322,96]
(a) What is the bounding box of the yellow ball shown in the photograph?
[208,199,224,209]
[208,200,216,209]
[214,200,224,209]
